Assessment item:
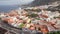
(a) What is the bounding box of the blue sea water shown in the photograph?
[0,5,20,12]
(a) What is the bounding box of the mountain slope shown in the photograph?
[30,0,60,6]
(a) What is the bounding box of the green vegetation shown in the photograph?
[47,31,60,34]
[54,16,60,19]
[28,14,38,18]
[24,9,41,12]
[19,23,25,28]
[35,18,41,20]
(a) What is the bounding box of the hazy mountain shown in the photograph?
[29,0,60,6]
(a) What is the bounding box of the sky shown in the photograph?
[0,0,34,5]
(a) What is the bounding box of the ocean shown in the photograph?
[0,5,20,12]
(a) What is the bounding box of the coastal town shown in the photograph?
[0,6,60,34]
